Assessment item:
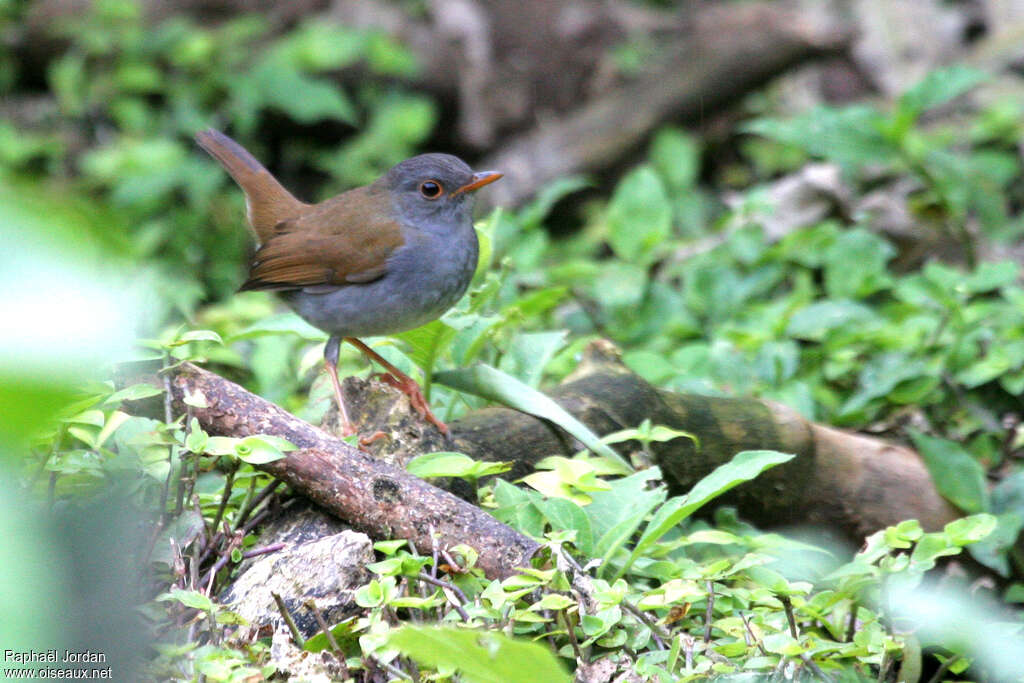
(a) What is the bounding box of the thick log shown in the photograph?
[446,341,960,540]
[161,363,539,580]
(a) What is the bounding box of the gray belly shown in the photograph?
[284,232,478,338]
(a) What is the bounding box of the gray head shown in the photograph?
[381,153,502,232]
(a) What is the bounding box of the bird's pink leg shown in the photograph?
[344,337,449,435]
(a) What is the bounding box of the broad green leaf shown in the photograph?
[302,617,360,655]
[533,496,594,555]
[158,587,215,612]
[964,261,1019,294]
[650,127,700,192]
[279,22,366,71]
[406,451,510,480]
[501,330,568,388]
[617,450,794,577]
[944,514,997,545]
[586,469,665,569]
[434,364,631,470]
[899,65,988,118]
[171,329,223,346]
[248,53,357,125]
[606,165,671,263]
[103,383,163,404]
[822,229,894,299]
[233,435,296,464]
[230,313,326,341]
[395,319,457,376]
[955,340,1024,388]
[909,431,988,513]
[530,593,576,611]
[744,105,893,171]
[387,626,570,683]
[838,352,936,419]
[786,300,878,341]
[965,513,1018,577]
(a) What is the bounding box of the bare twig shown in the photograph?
[846,604,858,642]
[780,595,798,639]
[415,572,471,622]
[925,653,959,683]
[209,466,235,539]
[271,591,304,648]
[236,478,282,530]
[800,653,833,683]
[703,581,715,643]
[560,609,584,664]
[304,599,345,660]
[241,543,285,560]
[740,612,768,656]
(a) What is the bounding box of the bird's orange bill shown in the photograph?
[451,171,503,196]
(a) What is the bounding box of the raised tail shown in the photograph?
[196,129,305,242]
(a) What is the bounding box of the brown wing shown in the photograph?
[239,185,404,292]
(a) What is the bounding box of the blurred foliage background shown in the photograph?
[4,0,1024,680]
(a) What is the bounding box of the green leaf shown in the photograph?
[395,319,457,375]
[233,435,296,464]
[954,340,1024,388]
[530,593,576,611]
[909,431,988,513]
[406,451,510,480]
[649,127,700,192]
[103,382,163,404]
[158,587,215,613]
[606,165,671,263]
[170,329,223,347]
[966,513,1019,577]
[184,417,208,454]
[963,261,1019,294]
[786,300,877,341]
[501,330,568,388]
[434,364,631,470]
[588,471,666,573]
[899,65,987,118]
[230,313,326,341]
[944,513,997,545]
[387,626,571,683]
[839,353,935,418]
[744,105,893,171]
[280,22,366,71]
[534,496,594,555]
[617,450,794,577]
[246,52,357,125]
[822,229,894,299]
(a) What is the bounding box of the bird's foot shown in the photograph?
[373,372,450,436]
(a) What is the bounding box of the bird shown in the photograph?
[196,129,502,436]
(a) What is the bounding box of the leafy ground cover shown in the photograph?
[2,2,1024,680]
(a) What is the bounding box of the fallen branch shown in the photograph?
[154,362,540,580]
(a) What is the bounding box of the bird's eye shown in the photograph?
[419,180,443,199]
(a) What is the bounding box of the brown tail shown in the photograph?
[196,129,305,241]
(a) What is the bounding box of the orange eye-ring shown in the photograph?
[419,180,443,199]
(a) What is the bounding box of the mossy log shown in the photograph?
[446,341,960,540]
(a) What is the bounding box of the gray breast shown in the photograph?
[284,228,479,338]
